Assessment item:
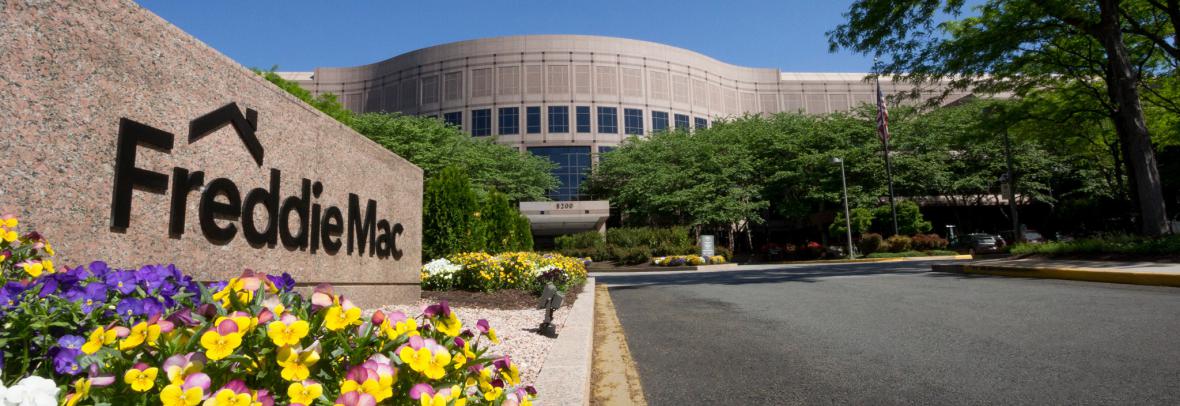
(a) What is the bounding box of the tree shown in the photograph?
[423,167,482,260]
[477,191,518,254]
[351,114,557,201]
[259,69,558,202]
[830,207,875,237]
[829,0,1171,235]
[877,201,933,235]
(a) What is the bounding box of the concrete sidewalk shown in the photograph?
[932,258,1180,287]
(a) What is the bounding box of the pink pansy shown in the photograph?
[334,391,377,406]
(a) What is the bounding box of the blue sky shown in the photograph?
[136,0,879,73]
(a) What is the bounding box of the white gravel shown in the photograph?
[367,301,572,384]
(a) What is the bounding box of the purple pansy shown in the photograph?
[104,270,137,295]
[116,297,143,320]
[58,335,86,351]
[51,347,83,375]
[141,297,164,319]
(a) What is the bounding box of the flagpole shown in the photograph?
[876,75,900,237]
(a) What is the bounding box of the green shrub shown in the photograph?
[911,233,949,251]
[858,233,884,254]
[866,250,925,258]
[423,166,481,260]
[556,231,605,250]
[479,190,518,254]
[884,235,913,252]
[1010,234,1180,256]
[512,214,534,251]
[714,246,733,261]
[610,246,652,265]
[606,226,693,250]
[927,250,958,256]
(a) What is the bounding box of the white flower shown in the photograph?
[422,258,462,280]
[531,265,557,277]
[3,376,58,406]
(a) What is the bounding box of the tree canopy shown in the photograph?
[258,69,558,201]
[828,0,1177,234]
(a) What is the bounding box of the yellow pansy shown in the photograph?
[287,381,323,405]
[0,229,16,243]
[161,383,203,406]
[381,317,419,339]
[63,377,91,406]
[266,319,310,347]
[123,366,158,392]
[431,312,462,337]
[208,389,253,406]
[82,326,117,354]
[340,377,393,403]
[199,330,243,361]
[399,346,450,380]
[215,315,257,333]
[482,386,503,401]
[277,345,320,381]
[324,305,361,331]
[119,321,161,350]
[420,392,448,406]
[21,261,43,277]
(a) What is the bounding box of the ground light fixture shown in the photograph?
[536,283,564,337]
[831,157,854,259]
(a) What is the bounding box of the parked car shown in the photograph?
[1000,229,1046,244]
[951,233,1001,255]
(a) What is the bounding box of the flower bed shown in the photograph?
[0,216,536,405]
[650,255,727,266]
[420,252,588,294]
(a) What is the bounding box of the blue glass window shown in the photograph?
[597,107,617,134]
[548,106,569,133]
[526,106,542,134]
[444,112,462,129]
[674,114,690,130]
[527,146,592,201]
[471,109,491,136]
[576,106,591,133]
[695,117,708,130]
[624,109,644,135]
[652,111,669,133]
[498,107,519,135]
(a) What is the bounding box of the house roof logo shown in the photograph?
[188,102,264,166]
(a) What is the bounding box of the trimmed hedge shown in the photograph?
[555,226,697,265]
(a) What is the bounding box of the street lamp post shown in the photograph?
[832,157,854,259]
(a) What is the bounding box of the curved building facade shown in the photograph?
[281,35,970,201]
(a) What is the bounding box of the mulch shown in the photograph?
[421,282,584,310]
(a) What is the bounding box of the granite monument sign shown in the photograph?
[0,0,422,305]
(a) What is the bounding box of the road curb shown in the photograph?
[534,277,595,406]
[769,255,972,265]
[931,263,1180,287]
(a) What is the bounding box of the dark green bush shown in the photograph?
[424,167,481,260]
[858,233,883,254]
[555,231,605,250]
[1010,234,1180,256]
[714,246,733,261]
[611,246,652,265]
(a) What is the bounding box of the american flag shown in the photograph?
[876,78,890,144]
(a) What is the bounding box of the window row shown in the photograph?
[441,107,709,136]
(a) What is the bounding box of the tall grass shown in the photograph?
[1010,234,1180,256]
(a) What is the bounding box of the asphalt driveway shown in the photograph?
[596,261,1180,405]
